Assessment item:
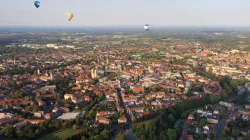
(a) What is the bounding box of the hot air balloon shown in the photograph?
[34,1,40,8]
[144,24,149,31]
[65,12,74,21]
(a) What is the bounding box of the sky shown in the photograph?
[0,0,250,27]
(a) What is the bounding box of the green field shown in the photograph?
[39,128,81,140]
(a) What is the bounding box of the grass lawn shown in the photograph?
[133,115,160,127]
[39,128,81,140]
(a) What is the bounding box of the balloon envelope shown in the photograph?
[65,13,74,21]
[144,24,149,31]
[34,1,40,8]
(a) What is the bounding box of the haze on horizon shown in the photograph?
[1,0,250,27]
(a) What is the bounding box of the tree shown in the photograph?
[13,91,24,98]
[209,94,221,104]
[220,137,228,140]
[139,135,146,140]
[116,132,126,140]
[81,136,87,140]
[199,119,207,127]
[222,129,229,137]
[35,129,40,136]
[101,129,109,140]
[26,129,35,138]
[72,124,77,131]
[167,129,177,140]
[231,129,240,137]
[2,126,15,138]
[181,112,188,120]
[76,117,81,126]
[63,122,68,129]
[16,129,24,137]
[168,114,175,125]
[32,105,39,113]
[168,108,176,117]
[160,131,167,140]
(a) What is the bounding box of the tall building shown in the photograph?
[193,61,199,67]
[106,58,109,65]
[37,69,40,75]
[50,71,54,80]
[13,59,16,65]
[91,69,97,79]
[94,69,97,78]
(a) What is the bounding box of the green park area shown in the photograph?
[39,128,80,140]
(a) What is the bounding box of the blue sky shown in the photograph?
[1,0,250,26]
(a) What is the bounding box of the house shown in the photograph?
[71,96,83,104]
[207,115,219,124]
[203,125,209,134]
[0,116,20,126]
[118,115,127,124]
[57,112,84,120]
[72,86,81,91]
[37,99,46,106]
[53,107,59,113]
[92,123,99,128]
[132,86,144,93]
[64,93,83,104]
[238,109,250,116]
[0,113,13,119]
[96,111,116,117]
[44,113,52,120]
[24,119,45,124]
[59,107,70,113]
[219,101,234,110]
[213,110,219,115]
[83,95,91,102]
[34,111,44,118]
[64,94,73,100]
[14,121,28,129]
[98,117,111,124]
[188,114,194,120]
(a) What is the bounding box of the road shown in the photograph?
[111,88,137,140]
[216,108,238,140]
[123,129,138,140]
[216,118,227,140]
[116,88,132,124]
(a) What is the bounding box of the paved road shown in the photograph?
[110,126,124,140]
[123,129,138,140]
[216,118,227,140]
[111,88,137,140]
[116,88,132,124]
[216,108,238,140]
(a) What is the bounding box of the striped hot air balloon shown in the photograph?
[144,24,149,31]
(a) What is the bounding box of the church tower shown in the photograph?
[37,69,40,75]
[91,69,97,79]
[50,71,54,80]
[106,58,109,65]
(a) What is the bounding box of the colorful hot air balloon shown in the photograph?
[34,1,40,8]
[144,24,149,31]
[65,12,74,21]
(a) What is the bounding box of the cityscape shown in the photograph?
[1,1,250,140]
